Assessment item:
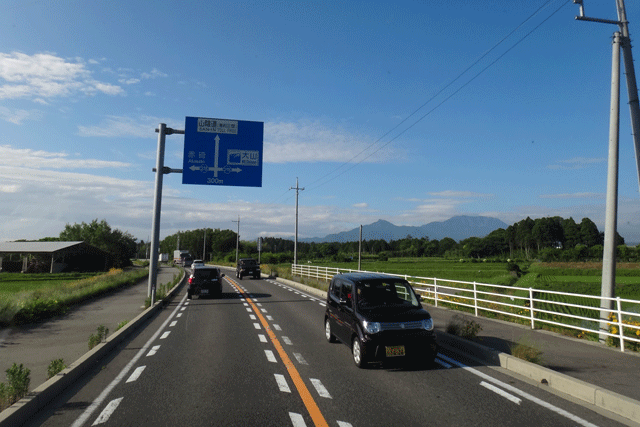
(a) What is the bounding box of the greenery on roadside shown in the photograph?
[0,268,149,327]
[47,359,66,379]
[88,325,109,350]
[510,338,544,364]
[446,314,483,339]
[0,363,30,411]
[144,268,183,308]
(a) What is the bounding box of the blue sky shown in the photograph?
[2,0,640,244]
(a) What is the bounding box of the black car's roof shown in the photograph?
[332,272,405,283]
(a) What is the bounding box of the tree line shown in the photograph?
[156,216,637,264]
[25,216,634,268]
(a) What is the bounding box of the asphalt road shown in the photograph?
[28,270,627,427]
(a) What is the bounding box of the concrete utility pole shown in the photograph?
[290,178,304,265]
[203,229,207,262]
[358,225,363,271]
[574,0,640,341]
[232,216,240,265]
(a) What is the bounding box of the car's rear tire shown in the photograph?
[352,336,368,368]
[325,319,337,343]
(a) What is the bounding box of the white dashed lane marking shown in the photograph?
[310,378,332,399]
[293,353,308,365]
[126,366,145,383]
[146,345,160,357]
[92,397,123,425]
[265,350,277,363]
[160,331,170,339]
[275,374,291,393]
[258,334,267,343]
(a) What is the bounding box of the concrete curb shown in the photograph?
[277,276,640,425]
[0,269,186,427]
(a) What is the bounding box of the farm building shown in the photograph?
[0,241,111,273]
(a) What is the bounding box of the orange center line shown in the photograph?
[231,281,329,427]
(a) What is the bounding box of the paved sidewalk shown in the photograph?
[0,265,180,389]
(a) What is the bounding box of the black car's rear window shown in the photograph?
[195,269,219,279]
[356,280,419,308]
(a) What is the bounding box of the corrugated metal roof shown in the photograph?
[0,241,85,253]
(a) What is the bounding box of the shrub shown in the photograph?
[88,325,109,350]
[446,314,483,339]
[0,363,31,410]
[510,338,544,364]
[47,359,66,379]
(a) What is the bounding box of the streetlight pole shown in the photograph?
[290,178,304,265]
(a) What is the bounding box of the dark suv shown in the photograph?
[236,258,260,279]
[324,272,437,368]
[187,266,224,299]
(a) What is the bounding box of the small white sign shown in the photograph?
[197,118,238,134]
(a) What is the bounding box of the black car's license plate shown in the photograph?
[385,345,405,357]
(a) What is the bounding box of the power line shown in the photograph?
[305,0,571,193]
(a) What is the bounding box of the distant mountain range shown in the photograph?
[300,215,508,243]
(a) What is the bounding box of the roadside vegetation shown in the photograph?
[0,268,149,327]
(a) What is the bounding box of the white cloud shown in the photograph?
[353,202,369,208]
[77,115,179,138]
[0,52,124,100]
[0,107,42,124]
[0,145,131,169]
[264,120,400,163]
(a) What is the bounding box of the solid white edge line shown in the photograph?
[480,381,522,405]
[71,292,189,427]
[436,354,599,427]
[91,397,123,425]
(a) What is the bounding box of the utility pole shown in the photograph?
[574,0,640,342]
[203,229,207,262]
[232,216,240,265]
[290,178,304,265]
[358,225,362,271]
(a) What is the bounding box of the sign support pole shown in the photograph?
[148,124,184,306]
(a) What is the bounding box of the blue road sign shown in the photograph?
[182,117,263,187]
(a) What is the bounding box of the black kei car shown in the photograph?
[324,272,438,368]
[187,266,224,299]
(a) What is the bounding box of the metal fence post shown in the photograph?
[529,287,535,329]
[617,297,625,352]
[473,282,478,317]
[434,278,438,308]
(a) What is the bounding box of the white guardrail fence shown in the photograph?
[291,264,640,352]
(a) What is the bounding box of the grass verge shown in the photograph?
[0,268,149,327]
